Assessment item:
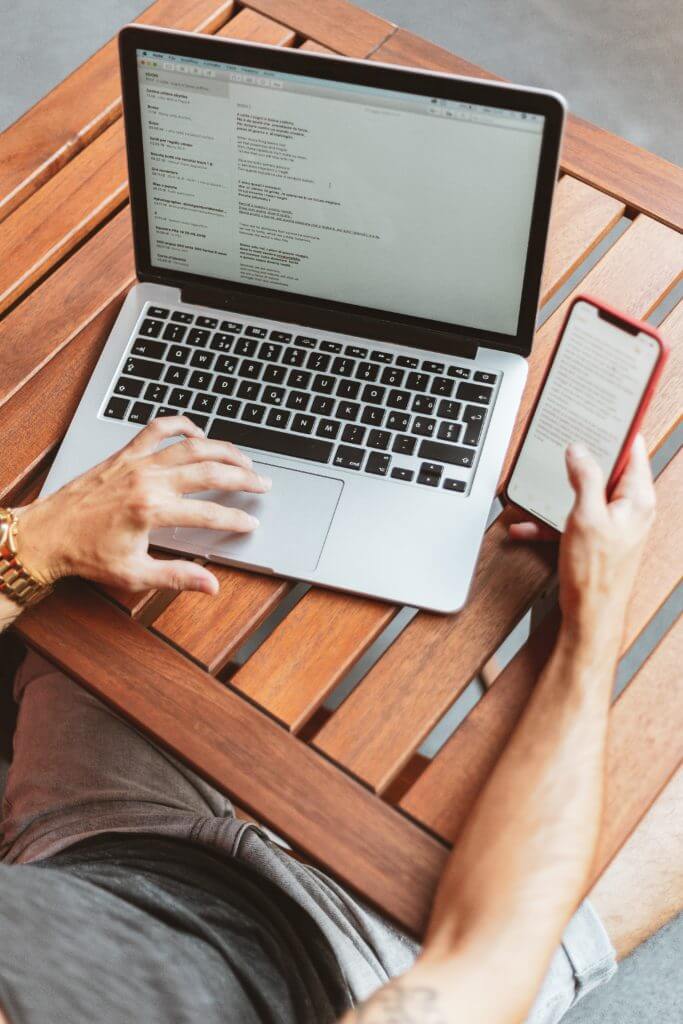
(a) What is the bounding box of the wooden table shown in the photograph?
[1,0,681,937]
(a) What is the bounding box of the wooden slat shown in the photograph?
[152,566,290,672]
[298,39,336,55]
[223,178,627,731]
[313,216,683,792]
[216,7,296,44]
[231,589,397,729]
[0,0,235,222]
[400,449,683,837]
[243,0,394,57]
[370,29,683,232]
[16,581,447,937]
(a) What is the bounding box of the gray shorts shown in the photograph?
[0,650,616,1021]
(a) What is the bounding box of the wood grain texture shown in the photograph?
[371,29,683,231]
[216,7,296,44]
[0,0,235,222]
[298,40,336,54]
[400,450,683,838]
[313,216,683,792]
[152,565,291,673]
[231,589,398,729]
[16,582,447,937]
[242,0,394,57]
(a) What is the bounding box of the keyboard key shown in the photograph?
[418,462,443,487]
[333,445,364,470]
[263,364,287,384]
[270,330,292,342]
[381,366,404,387]
[387,389,410,410]
[431,376,454,397]
[418,440,474,467]
[356,361,379,382]
[259,342,282,362]
[361,407,385,427]
[186,412,209,430]
[139,317,163,338]
[221,320,243,333]
[262,386,285,406]
[312,374,334,394]
[239,359,262,380]
[187,328,210,347]
[457,382,493,404]
[332,357,356,376]
[212,376,236,396]
[169,387,191,408]
[391,466,414,481]
[283,347,306,367]
[292,414,315,434]
[195,316,218,329]
[211,333,234,352]
[171,311,193,324]
[191,350,215,369]
[128,401,154,425]
[104,396,129,419]
[311,396,334,416]
[337,379,360,399]
[317,419,340,439]
[443,478,466,492]
[386,411,410,431]
[217,398,241,418]
[307,351,330,372]
[243,403,265,424]
[189,371,213,391]
[412,417,436,437]
[266,408,290,429]
[342,424,366,445]
[235,338,257,357]
[168,346,190,365]
[366,452,391,476]
[463,404,486,424]
[209,420,333,464]
[131,339,166,360]
[155,406,180,418]
[237,380,260,401]
[164,365,189,386]
[288,369,311,390]
[392,434,416,455]
[370,350,392,364]
[113,376,143,398]
[337,401,360,421]
[320,340,342,353]
[437,400,461,421]
[361,384,385,405]
[245,326,267,339]
[215,355,237,374]
[422,360,444,374]
[367,429,391,450]
[438,421,462,443]
[406,372,428,392]
[287,390,310,411]
[474,370,497,384]
[163,323,187,342]
[193,393,217,414]
[148,306,169,319]
[463,419,485,446]
[412,394,435,414]
[144,382,168,403]
[396,355,418,369]
[448,365,471,379]
[124,357,164,381]
[295,334,317,348]
[345,345,367,359]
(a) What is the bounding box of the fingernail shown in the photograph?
[247,514,260,527]
[259,475,272,491]
[568,442,588,460]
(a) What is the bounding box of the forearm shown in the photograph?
[0,592,24,634]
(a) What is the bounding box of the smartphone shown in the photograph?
[506,294,668,532]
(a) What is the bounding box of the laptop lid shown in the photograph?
[119,26,565,358]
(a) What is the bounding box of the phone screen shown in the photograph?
[508,299,659,531]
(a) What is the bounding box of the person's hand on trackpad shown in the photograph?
[11,417,270,596]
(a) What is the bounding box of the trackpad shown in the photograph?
[172,462,343,574]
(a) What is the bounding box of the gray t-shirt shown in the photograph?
[0,835,353,1023]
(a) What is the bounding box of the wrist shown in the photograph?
[13,500,72,586]
[556,615,623,677]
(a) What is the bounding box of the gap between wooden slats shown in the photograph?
[242,0,394,57]
[313,216,683,792]
[400,448,683,838]
[0,0,236,223]
[226,178,626,728]
[215,7,296,44]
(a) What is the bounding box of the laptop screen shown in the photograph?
[135,48,546,339]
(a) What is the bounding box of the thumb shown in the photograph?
[565,443,605,518]
[142,556,219,595]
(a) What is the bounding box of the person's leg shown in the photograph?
[589,766,682,959]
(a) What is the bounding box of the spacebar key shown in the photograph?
[208,420,333,464]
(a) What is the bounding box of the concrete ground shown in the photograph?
[0,2,680,1022]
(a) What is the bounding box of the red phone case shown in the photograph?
[505,293,669,531]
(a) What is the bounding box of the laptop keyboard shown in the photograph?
[100,304,501,493]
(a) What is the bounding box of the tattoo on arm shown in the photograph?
[352,981,448,1023]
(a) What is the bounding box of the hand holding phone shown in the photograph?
[506,295,667,532]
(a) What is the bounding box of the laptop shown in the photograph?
[42,25,565,613]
